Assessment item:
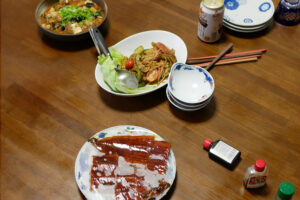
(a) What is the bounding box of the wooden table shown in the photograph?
[1,0,299,199]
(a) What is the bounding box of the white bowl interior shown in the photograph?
[168,63,214,104]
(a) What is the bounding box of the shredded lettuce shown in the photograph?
[98,48,157,94]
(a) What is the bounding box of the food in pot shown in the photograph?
[40,0,105,34]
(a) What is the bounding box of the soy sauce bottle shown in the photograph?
[203,139,241,169]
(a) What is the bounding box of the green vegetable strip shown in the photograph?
[58,5,101,26]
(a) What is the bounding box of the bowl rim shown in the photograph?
[167,86,213,108]
[35,0,108,37]
[168,62,215,104]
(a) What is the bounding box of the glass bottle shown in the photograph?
[203,139,241,169]
[275,182,295,200]
[244,160,268,189]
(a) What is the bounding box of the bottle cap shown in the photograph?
[203,139,213,150]
[202,0,224,9]
[277,182,295,200]
[254,160,266,172]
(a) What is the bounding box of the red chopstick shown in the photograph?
[197,55,261,68]
[187,48,267,63]
[187,51,264,64]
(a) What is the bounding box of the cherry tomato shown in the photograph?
[125,59,134,69]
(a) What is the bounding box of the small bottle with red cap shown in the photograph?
[244,160,269,189]
[203,139,241,169]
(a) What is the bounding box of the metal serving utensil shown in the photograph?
[89,26,138,89]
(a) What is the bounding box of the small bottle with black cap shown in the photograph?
[203,139,241,169]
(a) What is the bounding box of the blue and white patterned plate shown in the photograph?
[223,18,273,33]
[75,125,176,200]
[224,0,274,27]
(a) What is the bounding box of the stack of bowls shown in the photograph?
[223,0,275,33]
[166,63,215,111]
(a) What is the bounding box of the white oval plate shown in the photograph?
[75,125,176,200]
[95,30,188,97]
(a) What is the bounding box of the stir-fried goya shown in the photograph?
[118,42,177,86]
[40,0,105,34]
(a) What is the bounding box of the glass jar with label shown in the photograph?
[203,139,241,169]
[244,160,268,189]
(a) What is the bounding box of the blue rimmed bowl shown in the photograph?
[168,63,215,104]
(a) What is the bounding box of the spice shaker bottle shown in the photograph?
[203,139,241,169]
[244,160,268,189]
[275,182,295,200]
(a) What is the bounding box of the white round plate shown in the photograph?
[223,20,272,33]
[224,0,274,27]
[75,125,176,200]
[223,18,273,30]
[95,30,188,97]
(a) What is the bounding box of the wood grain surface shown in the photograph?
[1,0,300,199]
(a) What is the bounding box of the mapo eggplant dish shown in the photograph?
[40,0,105,34]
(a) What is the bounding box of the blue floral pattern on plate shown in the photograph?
[225,0,240,10]
[244,18,253,23]
[224,0,274,26]
[98,132,106,138]
[259,2,271,12]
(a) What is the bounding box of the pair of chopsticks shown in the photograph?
[187,44,266,70]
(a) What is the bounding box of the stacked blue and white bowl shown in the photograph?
[166,63,215,111]
[223,0,275,33]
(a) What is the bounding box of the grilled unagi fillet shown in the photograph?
[89,135,171,174]
[90,154,118,190]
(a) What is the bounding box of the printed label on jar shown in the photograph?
[210,141,239,163]
[198,2,224,43]
[246,176,267,188]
